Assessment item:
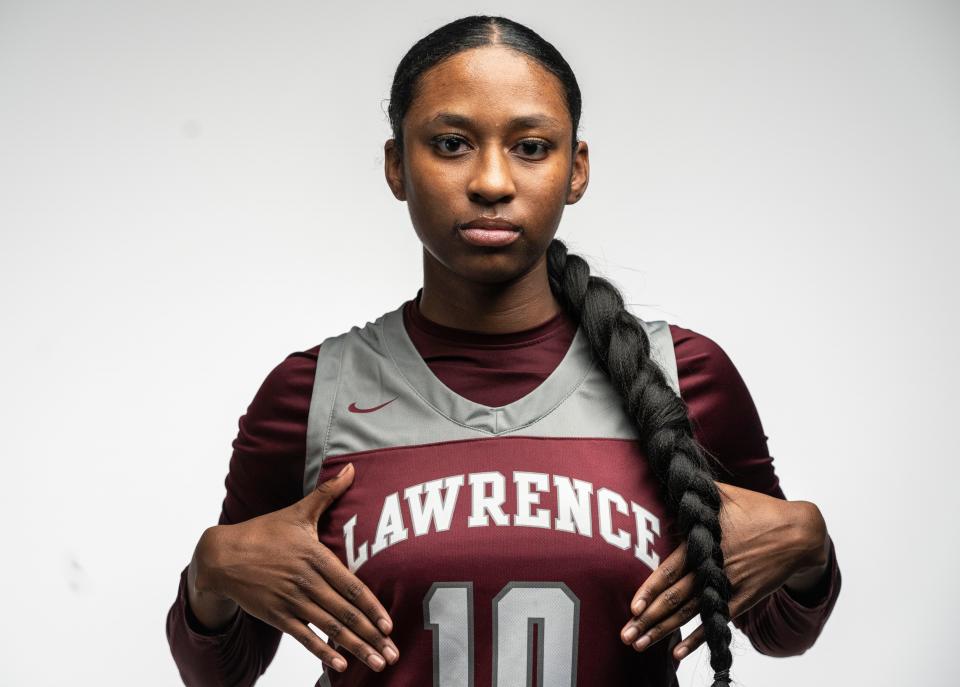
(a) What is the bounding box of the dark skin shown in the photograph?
[384,44,831,661]
[190,464,399,675]
[383,46,586,333]
[187,44,831,679]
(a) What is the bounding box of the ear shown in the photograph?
[566,140,590,205]
[384,139,407,201]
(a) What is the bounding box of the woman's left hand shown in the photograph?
[619,481,831,661]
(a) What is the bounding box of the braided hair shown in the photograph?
[547,239,733,685]
[388,15,735,686]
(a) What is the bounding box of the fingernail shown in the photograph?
[332,657,347,671]
[634,635,650,651]
[622,627,638,643]
[378,618,392,635]
[675,646,688,659]
[632,599,645,616]
[368,653,385,670]
[383,646,399,663]
[337,463,350,477]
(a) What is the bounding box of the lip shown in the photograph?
[458,217,522,247]
[462,217,520,230]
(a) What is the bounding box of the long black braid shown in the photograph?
[388,14,736,685]
[547,238,734,685]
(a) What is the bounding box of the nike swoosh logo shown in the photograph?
[347,397,398,414]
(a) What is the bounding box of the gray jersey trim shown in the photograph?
[303,304,680,496]
[381,305,596,436]
[639,318,680,398]
[304,331,346,495]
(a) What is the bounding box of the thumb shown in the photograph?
[300,462,355,520]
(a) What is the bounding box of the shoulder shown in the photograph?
[232,344,323,455]
[666,324,783,496]
[667,323,751,405]
[220,344,323,524]
[249,345,322,407]
[251,303,401,413]
[668,324,737,381]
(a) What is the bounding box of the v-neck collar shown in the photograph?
[380,304,597,435]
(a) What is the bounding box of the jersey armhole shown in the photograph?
[639,319,680,398]
[303,337,346,496]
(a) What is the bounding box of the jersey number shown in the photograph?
[423,581,581,687]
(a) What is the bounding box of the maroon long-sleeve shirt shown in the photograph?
[166,295,841,686]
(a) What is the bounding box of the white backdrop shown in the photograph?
[2,1,957,685]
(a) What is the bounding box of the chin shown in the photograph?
[447,251,543,286]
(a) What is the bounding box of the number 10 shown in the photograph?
[423,581,581,687]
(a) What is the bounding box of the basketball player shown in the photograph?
[166,15,841,687]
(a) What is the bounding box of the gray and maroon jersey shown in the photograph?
[165,294,842,687]
[309,302,685,687]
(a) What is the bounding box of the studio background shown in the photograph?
[1,1,957,685]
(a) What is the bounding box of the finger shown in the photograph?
[310,545,394,637]
[297,573,400,666]
[296,599,392,672]
[621,569,696,643]
[629,596,701,653]
[673,623,706,661]
[672,586,752,661]
[299,463,356,521]
[622,571,697,644]
[278,617,349,673]
[630,542,688,616]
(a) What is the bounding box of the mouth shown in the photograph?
[457,217,522,247]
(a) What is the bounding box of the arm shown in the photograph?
[672,325,842,656]
[165,347,321,686]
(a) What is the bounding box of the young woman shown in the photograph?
[166,15,841,687]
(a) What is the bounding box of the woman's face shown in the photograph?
[384,45,589,286]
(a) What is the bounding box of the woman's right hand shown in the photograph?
[189,462,399,674]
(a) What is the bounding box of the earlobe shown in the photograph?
[566,140,589,204]
[566,177,587,204]
[384,139,407,201]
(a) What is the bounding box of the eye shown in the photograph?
[430,135,553,160]
[515,139,552,160]
[431,135,471,156]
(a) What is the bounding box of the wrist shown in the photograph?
[192,526,227,596]
[783,501,830,593]
[187,526,240,632]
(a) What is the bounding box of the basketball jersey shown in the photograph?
[307,301,684,687]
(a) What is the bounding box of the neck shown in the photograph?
[418,249,562,334]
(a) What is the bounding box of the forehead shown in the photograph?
[407,45,569,130]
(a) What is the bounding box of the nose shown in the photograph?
[466,145,516,204]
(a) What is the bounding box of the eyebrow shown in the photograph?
[428,111,564,130]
